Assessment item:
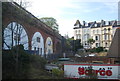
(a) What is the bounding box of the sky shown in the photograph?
[23,0,119,37]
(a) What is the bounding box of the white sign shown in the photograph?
[64,64,120,80]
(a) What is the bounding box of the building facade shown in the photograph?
[73,20,120,50]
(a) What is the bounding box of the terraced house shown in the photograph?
[73,20,120,50]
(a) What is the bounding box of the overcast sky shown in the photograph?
[24,0,119,37]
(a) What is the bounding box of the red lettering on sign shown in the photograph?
[78,67,84,75]
[85,70,89,75]
[99,70,105,76]
[106,70,112,76]
[78,67,112,76]
[95,70,99,74]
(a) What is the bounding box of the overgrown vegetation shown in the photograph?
[86,47,105,53]
[52,68,64,79]
[65,37,83,53]
[73,39,83,52]
[87,38,95,48]
[2,45,55,79]
[40,17,59,32]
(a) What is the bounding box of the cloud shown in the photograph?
[26,0,62,18]
[26,0,118,37]
[70,0,119,2]
[27,0,118,17]
[102,2,118,14]
[58,18,77,37]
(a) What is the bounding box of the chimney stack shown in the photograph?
[83,21,86,26]
[101,20,105,26]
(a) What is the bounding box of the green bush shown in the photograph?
[95,47,104,53]
[30,55,47,69]
[2,45,47,79]
[87,47,104,53]
[52,68,64,78]
[2,48,31,79]
[88,48,96,53]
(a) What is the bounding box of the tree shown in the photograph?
[3,22,29,50]
[74,39,83,52]
[40,17,59,32]
[3,46,47,79]
[13,0,31,9]
[65,37,83,53]
[87,38,95,48]
[65,37,74,52]
[3,22,29,77]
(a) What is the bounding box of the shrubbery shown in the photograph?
[2,45,49,79]
[86,47,105,53]
[52,68,64,78]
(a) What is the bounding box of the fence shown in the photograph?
[25,50,62,61]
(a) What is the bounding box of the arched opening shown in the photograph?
[31,32,44,56]
[45,37,53,54]
[3,22,29,50]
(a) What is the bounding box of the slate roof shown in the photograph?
[73,20,120,29]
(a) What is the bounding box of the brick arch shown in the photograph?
[3,2,62,55]
[3,21,29,50]
[31,32,44,55]
[2,17,54,51]
[2,15,62,54]
[2,18,32,49]
[45,37,53,54]
[3,20,46,51]
[2,18,30,36]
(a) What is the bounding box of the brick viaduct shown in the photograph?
[2,2,62,55]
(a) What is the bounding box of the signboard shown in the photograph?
[64,64,120,80]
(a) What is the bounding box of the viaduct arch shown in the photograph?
[2,2,62,55]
